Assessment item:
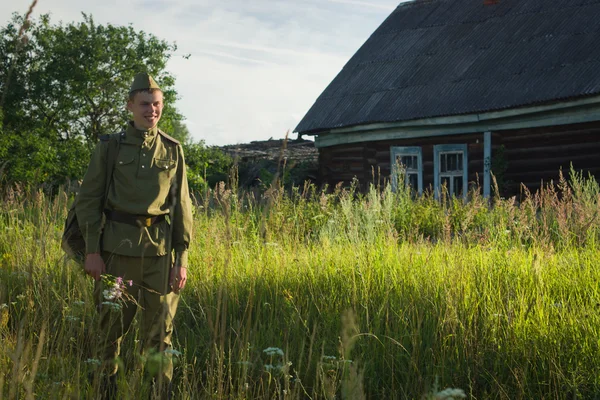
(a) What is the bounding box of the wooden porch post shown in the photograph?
[483,131,492,198]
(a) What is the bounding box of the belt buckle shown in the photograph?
[143,217,153,227]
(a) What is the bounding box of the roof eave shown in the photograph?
[309,95,600,148]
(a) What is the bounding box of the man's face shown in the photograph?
[127,90,164,130]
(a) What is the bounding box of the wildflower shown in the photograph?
[0,304,7,310]
[73,300,85,306]
[66,315,79,322]
[101,301,122,311]
[164,348,182,356]
[85,358,102,367]
[264,364,277,373]
[322,355,337,361]
[263,347,284,357]
[434,388,466,399]
[16,294,25,301]
[103,288,119,301]
[127,280,133,287]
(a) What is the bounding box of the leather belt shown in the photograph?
[104,209,166,227]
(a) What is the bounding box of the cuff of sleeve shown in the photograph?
[86,235,102,254]
[175,251,188,268]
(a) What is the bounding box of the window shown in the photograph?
[434,144,468,198]
[390,146,423,194]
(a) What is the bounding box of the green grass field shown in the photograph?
[1,173,600,399]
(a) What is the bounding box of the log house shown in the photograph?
[295,0,600,197]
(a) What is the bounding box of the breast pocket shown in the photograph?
[153,158,176,186]
[117,157,136,167]
[154,158,176,171]
[114,156,136,182]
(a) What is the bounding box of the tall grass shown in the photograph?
[1,170,600,399]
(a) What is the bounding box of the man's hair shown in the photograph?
[128,88,163,102]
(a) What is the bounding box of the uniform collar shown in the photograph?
[126,122,158,140]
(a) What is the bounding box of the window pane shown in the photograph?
[407,173,418,190]
[395,155,418,171]
[457,153,463,171]
[440,154,447,173]
[449,154,457,171]
[441,176,450,191]
[453,176,463,196]
[401,156,411,169]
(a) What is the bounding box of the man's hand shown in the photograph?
[170,265,187,294]
[84,253,105,281]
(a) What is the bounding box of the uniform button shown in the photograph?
[142,153,146,157]
[119,161,123,165]
[142,165,145,169]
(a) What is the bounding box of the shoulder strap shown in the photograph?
[157,129,181,145]
[102,131,124,209]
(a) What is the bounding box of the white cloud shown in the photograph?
[2,0,400,145]
[323,0,397,11]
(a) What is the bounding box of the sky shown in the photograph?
[3,0,403,145]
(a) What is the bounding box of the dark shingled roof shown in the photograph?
[295,0,600,134]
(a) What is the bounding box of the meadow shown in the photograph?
[1,172,600,399]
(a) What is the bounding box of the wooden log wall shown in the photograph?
[319,133,498,193]
[318,120,600,197]
[498,121,600,197]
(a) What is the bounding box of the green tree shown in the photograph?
[183,141,233,193]
[0,13,185,187]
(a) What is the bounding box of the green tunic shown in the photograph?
[76,123,193,266]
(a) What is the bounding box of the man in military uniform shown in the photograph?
[76,73,193,398]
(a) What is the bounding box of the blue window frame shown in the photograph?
[390,146,423,194]
[434,144,468,198]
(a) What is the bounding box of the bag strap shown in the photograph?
[102,131,124,210]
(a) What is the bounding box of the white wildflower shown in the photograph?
[164,348,182,356]
[101,301,122,311]
[85,358,102,367]
[434,388,466,399]
[264,364,278,373]
[263,347,284,357]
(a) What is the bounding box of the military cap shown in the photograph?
[129,72,161,93]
